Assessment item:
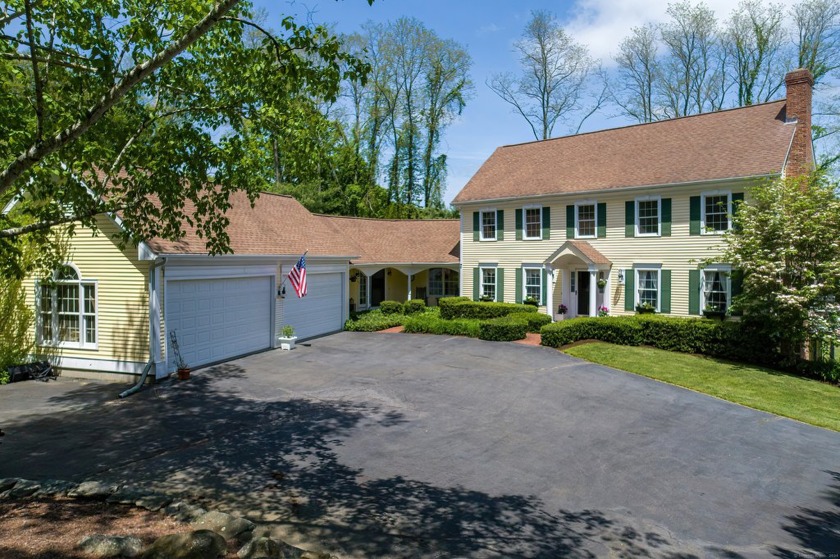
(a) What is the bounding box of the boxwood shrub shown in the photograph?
[403,299,427,315]
[441,299,537,320]
[379,300,404,315]
[403,313,482,338]
[478,315,528,341]
[508,311,552,333]
[344,310,404,332]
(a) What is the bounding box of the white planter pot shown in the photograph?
[554,314,566,322]
[279,336,297,350]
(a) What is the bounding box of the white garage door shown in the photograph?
[281,272,344,340]
[167,276,272,370]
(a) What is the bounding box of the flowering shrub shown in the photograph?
[557,304,568,314]
[598,305,609,317]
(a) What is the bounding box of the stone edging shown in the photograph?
[0,477,330,559]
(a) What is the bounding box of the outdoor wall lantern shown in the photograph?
[617,269,625,285]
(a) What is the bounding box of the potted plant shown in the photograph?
[703,304,727,320]
[523,295,539,307]
[597,278,607,293]
[635,302,656,314]
[279,325,297,350]
[479,294,494,302]
[598,305,609,317]
[169,331,190,380]
[555,303,568,321]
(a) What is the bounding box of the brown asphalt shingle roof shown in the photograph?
[316,215,460,265]
[453,100,794,204]
[566,241,610,265]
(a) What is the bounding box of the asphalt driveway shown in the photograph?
[0,332,837,558]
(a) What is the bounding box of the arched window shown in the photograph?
[37,263,97,349]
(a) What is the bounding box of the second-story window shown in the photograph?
[637,198,660,236]
[480,210,496,241]
[524,207,542,239]
[703,193,731,233]
[576,204,596,237]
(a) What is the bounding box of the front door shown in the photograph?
[371,270,386,307]
[577,271,590,316]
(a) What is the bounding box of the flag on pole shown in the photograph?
[289,254,308,298]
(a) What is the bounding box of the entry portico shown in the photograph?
[546,241,611,319]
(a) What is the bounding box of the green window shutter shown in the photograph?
[661,198,672,237]
[730,269,743,299]
[473,267,480,301]
[473,212,480,242]
[688,269,701,315]
[597,202,607,238]
[515,268,523,303]
[690,196,701,235]
[542,206,551,240]
[496,210,504,241]
[625,201,635,237]
[541,268,548,305]
[624,270,635,311]
[515,209,523,240]
[497,267,505,302]
[660,270,671,314]
[566,205,575,239]
[732,192,744,232]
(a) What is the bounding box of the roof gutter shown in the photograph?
[451,173,780,207]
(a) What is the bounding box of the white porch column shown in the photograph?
[545,265,554,320]
[589,270,597,317]
[407,273,412,300]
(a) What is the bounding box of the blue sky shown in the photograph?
[253,0,805,205]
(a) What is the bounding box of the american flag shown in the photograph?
[288,254,307,298]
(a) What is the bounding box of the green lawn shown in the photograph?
[563,342,840,432]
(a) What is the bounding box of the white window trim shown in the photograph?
[36,263,99,350]
[358,273,368,308]
[479,264,498,302]
[523,205,543,241]
[575,200,597,239]
[634,266,661,312]
[479,208,497,242]
[522,265,543,304]
[701,264,732,311]
[635,195,661,237]
[700,190,732,235]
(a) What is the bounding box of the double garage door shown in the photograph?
[166,272,344,371]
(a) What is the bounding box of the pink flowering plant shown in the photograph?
[598,305,609,317]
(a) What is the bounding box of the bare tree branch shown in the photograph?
[0,52,95,72]
[0,33,92,61]
[0,204,117,239]
[221,16,289,61]
[23,0,44,141]
[0,0,242,196]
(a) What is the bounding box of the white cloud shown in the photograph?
[477,23,502,35]
[564,0,802,63]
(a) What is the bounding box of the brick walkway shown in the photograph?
[513,333,542,346]
[378,326,405,333]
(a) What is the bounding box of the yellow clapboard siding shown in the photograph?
[25,217,150,363]
[460,181,754,316]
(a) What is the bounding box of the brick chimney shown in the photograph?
[784,68,814,177]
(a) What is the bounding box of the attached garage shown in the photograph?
[280,272,345,340]
[166,275,273,371]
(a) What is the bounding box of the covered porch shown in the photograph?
[546,241,612,319]
[348,264,460,311]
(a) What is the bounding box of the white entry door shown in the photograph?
[281,272,344,340]
[167,276,272,371]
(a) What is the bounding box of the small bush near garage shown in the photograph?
[403,299,427,315]
[344,310,405,332]
[508,311,552,333]
[379,301,404,315]
[478,315,528,341]
[440,299,537,320]
[403,313,482,338]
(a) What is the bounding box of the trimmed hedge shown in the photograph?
[478,315,528,341]
[508,311,552,333]
[344,310,405,332]
[379,300,404,315]
[403,299,427,315]
[403,313,482,338]
[540,316,839,384]
[441,299,537,320]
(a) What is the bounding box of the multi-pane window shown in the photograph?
[703,194,730,232]
[577,204,596,237]
[637,199,660,236]
[703,270,729,312]
[481,268,496,301]
[429,268,459,297]
[524,207,542,239]
[636,269,659,310]
[38,264,97,348]
[358,273,368,306]
[524,268,542,303]
[481,210,496,240]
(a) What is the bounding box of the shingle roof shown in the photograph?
[453,100,794,204]
[567,241,610,265]
[316,215,460,265]
[146,191,359,257]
